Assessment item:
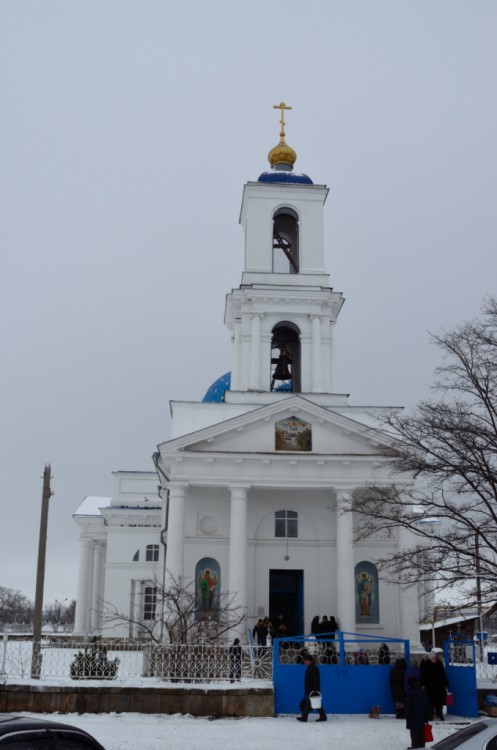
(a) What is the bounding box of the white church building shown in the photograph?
[73,104,423,645]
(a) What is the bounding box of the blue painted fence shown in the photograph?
[444,638,478,718]
[272,631,409,715]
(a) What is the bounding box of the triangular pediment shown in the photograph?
[158,396,397,458]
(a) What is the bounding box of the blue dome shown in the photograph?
[258,171,313,185]
[202,372,231,403]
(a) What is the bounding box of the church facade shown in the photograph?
[73,105,424,645]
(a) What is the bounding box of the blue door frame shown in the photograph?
[273,631,409,715]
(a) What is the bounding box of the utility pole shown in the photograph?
[31,465,52,679]
[475,531,485,663]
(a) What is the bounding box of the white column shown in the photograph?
[311,315,322,392]
[336,491,356,634]
[74,538,92,634]
[229,486,249,639]
[91,542,105,633]
[231,318,242,390]
[85,541,95,633]
[249,314,261,390]
[328,321,336,392]
[164,484,187,589]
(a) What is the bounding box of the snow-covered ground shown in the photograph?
[17,711,473,750]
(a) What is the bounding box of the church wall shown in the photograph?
[105,525,162,567]
[101,524,163,637]
[352,540,401,637]
[170,402,251,439]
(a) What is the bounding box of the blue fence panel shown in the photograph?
[273,631,409,715]
[444,638,478,719]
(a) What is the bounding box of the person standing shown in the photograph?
[296,652,327,722]
[405,676,431,748]
[328,615,338,639]
[229,638,242,682]
[310,615,320,635]
[252,619,266,652]
[420,650,449,721]
[390,657,408,718]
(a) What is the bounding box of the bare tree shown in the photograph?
[44,599,73,632]
[0,586,34,628]
[352,298,497,609]
[102,574,245,643]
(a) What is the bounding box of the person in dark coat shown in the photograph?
[318,615,330,641]
[405,676,431,748]
[328,616,338,639]
[296,652,327,722]
[310,615,320,635]
[390,657,408,718]
[378,642,391,665]
[420,650,449,721]
[404,658,421,691]
[229,638,242,682]
[252,619,266,651]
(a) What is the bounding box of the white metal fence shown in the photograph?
[3,635,497,685]
[0,637,272,683]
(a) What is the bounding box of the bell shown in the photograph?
[271,346,292,385]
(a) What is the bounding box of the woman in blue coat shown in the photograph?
[405,676,431,748]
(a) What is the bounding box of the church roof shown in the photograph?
[73,495,111,516]
[258,171,313,185]
[202,371,231,403]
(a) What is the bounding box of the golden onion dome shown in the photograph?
[268,141,297,167]
[268,101,297,168]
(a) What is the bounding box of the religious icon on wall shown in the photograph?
[275,416,312,451]
[354,562,379,623]
[195,557,220,620]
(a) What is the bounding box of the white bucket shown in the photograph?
[309,691,322,709]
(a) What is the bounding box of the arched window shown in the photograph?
[354,561,379,624]
[275,510,298,538]
[271,322,301,392]
[273,208,299,273]
[132,550,140,562]
[195,557,220,620]
[146,544,159,562]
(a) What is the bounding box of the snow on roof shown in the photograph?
[73,495,112,517]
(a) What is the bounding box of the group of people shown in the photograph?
[389,650,450,748]
[310,615,338,639]
[295,644,450,740]
[252,614,289,648]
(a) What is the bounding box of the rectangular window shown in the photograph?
[146,544,159,562]
[143,586,157,621]
[275,510,298,538]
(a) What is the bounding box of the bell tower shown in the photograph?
[225,102,344,397]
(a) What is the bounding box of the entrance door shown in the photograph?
[269,569,303,637]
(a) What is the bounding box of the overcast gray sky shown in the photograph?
[1,1,496,605]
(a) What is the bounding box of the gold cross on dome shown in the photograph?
[273,101,292,143]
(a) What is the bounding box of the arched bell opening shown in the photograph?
[271,323,301,392]
[272,208,299,274]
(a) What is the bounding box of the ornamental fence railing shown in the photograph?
[0,636,272,683]
[2,634,497,684]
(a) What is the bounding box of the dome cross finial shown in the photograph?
[273,101,292,144]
